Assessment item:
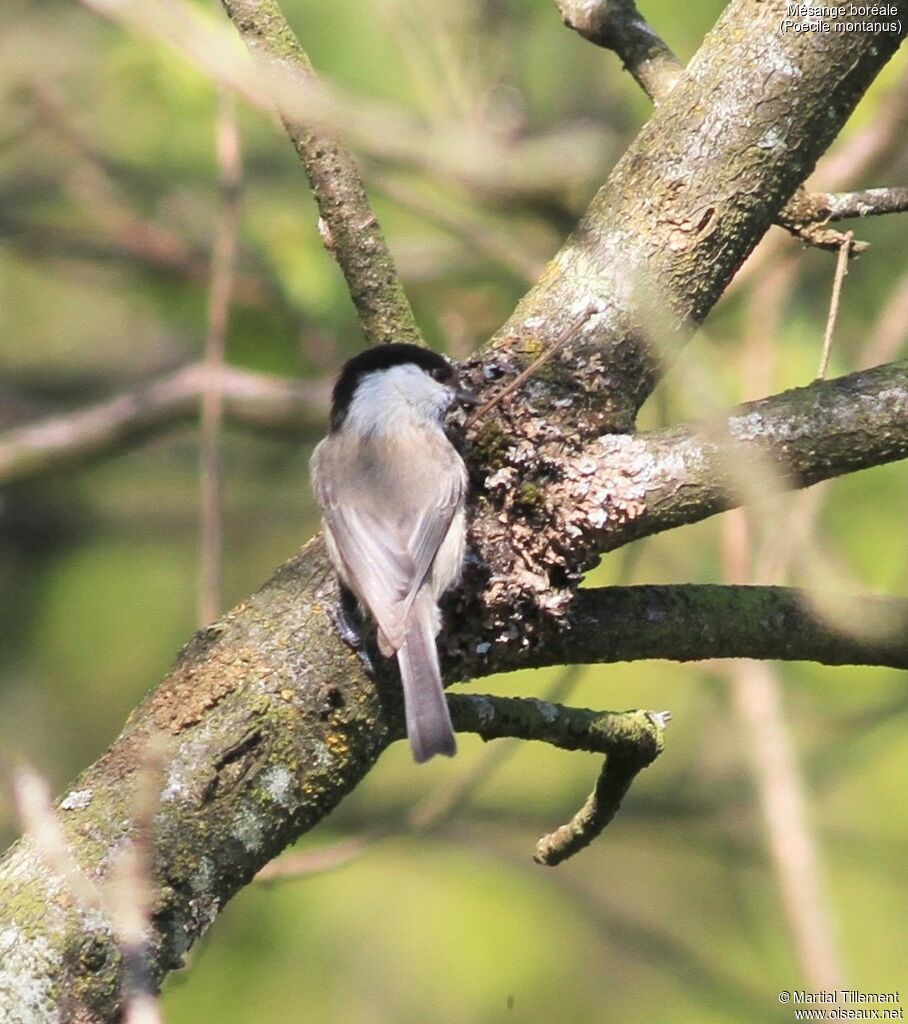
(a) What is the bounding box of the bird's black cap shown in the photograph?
[329,343,456,430]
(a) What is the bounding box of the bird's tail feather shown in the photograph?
[397,592,456,763]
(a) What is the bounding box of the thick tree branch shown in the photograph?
[479,2,904,436]
[0,363,329,486]
[552,0,905,254]
[482,586,908,675]
[218,0,421,346]
[452,361,908,672]
[580,359,908,549]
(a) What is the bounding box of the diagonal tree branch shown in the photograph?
[553,0,906,253]
[474,2,904,437]
[218,0,422,346]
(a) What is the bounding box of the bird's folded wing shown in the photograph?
[315,464,463,652]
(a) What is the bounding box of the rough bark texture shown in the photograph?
[449,362,908,679]
[477,5,904,432]
[496,586,908,673]
[0,1,904,1019]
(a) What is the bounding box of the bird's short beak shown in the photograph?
[455,387,479,406]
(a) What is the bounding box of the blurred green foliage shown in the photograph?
[1,0,906,1020]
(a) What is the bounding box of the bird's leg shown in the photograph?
[329,584,375,674]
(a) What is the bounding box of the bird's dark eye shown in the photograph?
[431,367,448,382]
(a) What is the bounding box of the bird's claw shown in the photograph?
[328,590,375,675]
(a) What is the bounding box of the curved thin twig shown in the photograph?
[448,697,670,864]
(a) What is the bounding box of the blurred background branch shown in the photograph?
[0,362,329,486]
[198,80,243,625]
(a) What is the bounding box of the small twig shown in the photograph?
[200,82,243,625]
[817,186,908,221]
[779,187,908,227]
[534,711,671,866]
[534,756,635,866]
[818,231,853,379]
[466,303,600,428]
[777,187,908,253]
[778,211,868,254]
[449,696,669,864]
[554,0,683,104]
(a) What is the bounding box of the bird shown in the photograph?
[310,343,475,762]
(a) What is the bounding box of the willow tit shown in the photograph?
[310,344,474,763]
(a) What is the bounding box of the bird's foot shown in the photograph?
[328,589,375,675]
